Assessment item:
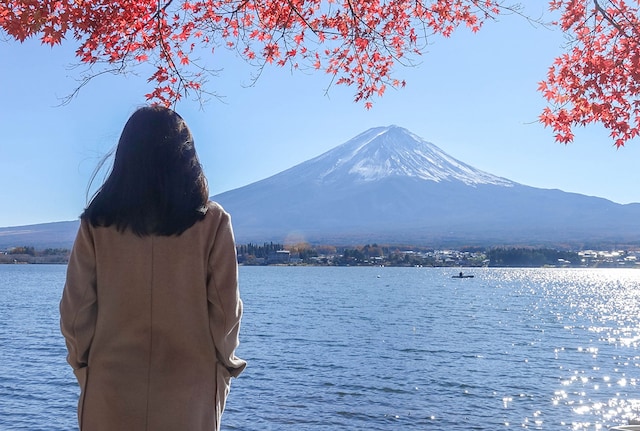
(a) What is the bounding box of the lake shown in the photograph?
[1,265,639,430]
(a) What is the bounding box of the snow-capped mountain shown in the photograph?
[295,125,514,186]
[3,125,640,248]
[211,126,640,246]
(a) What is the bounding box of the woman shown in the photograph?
[60,106,246,431]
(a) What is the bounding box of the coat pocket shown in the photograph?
[73,367,88,429]
[214,362,232,431]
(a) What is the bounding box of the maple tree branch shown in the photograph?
[494,3,548,28]
[153,0,192,104]
[285,0,318,38]
[598,0,639,32]
[593,0,627,35]
[231,0,251,16]
[345,0,381,41]
[58,62,129,106]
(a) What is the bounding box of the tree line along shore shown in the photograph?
[4,243,639,268]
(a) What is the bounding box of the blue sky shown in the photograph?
[2,2,640,228]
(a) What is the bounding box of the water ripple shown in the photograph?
[2,266,640,430]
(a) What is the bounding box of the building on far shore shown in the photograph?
[267,250,290,264]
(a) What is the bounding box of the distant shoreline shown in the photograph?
[3,245,639,268]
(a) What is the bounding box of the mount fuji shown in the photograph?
[212,125,640,246]
[2,125,640,249]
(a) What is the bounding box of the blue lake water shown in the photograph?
[1,265,639,430]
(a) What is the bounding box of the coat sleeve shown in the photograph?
[207,210,247,378]
[60,219,98,371]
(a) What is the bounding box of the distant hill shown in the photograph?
[3,125,640,249]
[0,221,79,250]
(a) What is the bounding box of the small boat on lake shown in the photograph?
[452,272,474,279]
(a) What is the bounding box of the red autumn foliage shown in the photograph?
[541,0,640,147]
[0,0,502,106]
[1,1,640,146]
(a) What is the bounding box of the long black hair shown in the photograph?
[82,106,209,236]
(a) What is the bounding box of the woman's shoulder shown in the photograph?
[201,201,233,227]
[204,200,229,217]
[193,201,234,242]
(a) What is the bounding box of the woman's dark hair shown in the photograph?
[82,106,209,236]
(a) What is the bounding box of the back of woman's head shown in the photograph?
[83,106,209,236]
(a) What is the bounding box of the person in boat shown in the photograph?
[459,271,463,277]
[60,106,246,431]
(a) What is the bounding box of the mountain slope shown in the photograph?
[0,221,79,249]
[213,126,640,246]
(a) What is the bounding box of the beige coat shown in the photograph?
[60,201,246,431]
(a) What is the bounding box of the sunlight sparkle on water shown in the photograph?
[507,269,640,428]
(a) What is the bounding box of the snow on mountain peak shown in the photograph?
[311,125,514,187]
